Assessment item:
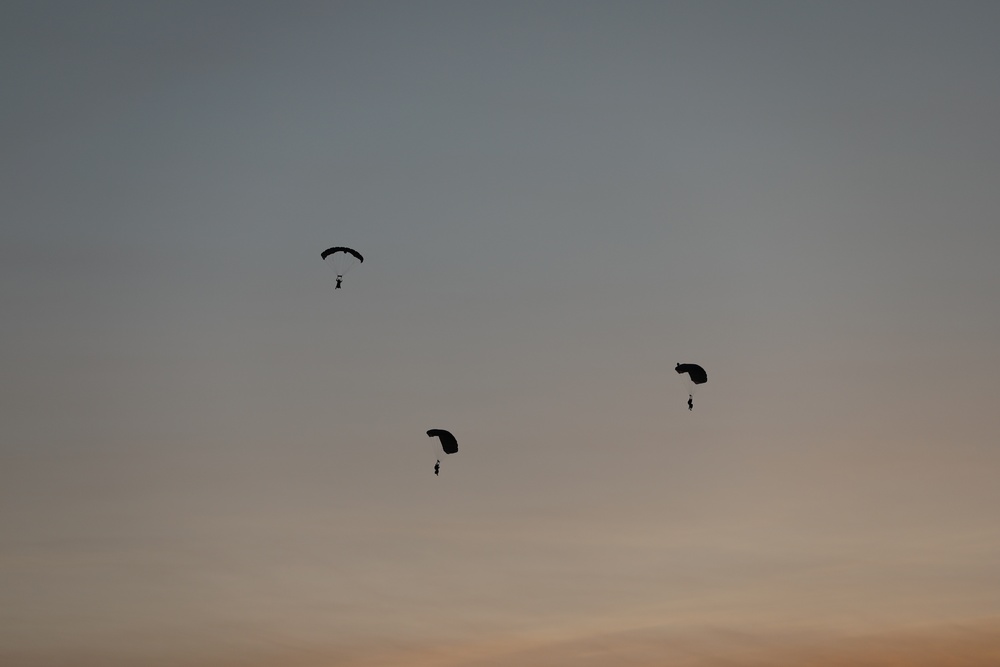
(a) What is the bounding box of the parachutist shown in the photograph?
[321,247,363,289]
[677,364,706,410]
[427,430,456,476]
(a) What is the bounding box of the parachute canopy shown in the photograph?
[321,247,364,263]
[675,363,707,384]
[427,429,458,455]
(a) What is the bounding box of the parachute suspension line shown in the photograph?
[326,255,358,277]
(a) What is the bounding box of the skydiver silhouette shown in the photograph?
[434,460,440,476]
[688,394,694,411]
[335,275,343,289]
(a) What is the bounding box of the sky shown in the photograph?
[2,1,1000,665]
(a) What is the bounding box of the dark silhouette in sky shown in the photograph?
[427,429,458,454]
[677,364,706,410]
[320,247,364,263]
[434,459,440,476]
[675,363,708,385]
[321,246,364,288]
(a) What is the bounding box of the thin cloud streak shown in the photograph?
[8,618,999,667]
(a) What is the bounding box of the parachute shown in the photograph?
[321,246,364,288]
[427,429,458,455]
[676,363,707,410]
[675,363,707,384]
[320,247,364,262]
[427,429,457,476]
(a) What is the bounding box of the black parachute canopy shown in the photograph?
[675,363,708,384]
[320,246,364,262]
[427,429,458,455]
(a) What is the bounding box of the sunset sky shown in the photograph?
[3,2,1000,665]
